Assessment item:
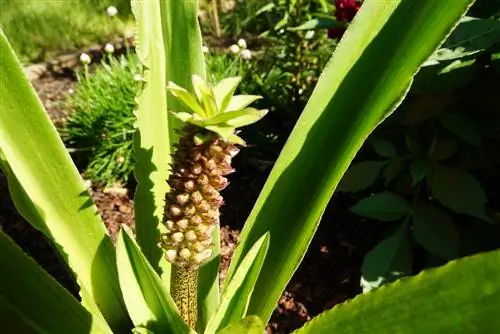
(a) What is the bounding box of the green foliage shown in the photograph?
[0,0,132,63]
[338,14,500,292]
[61,52,140,186]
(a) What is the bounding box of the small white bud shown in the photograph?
[171,232,184,243]
[179,248,191,260]
[80,53,91,65]
[106,6,118,17]
[133,74,143,82]
[229,44,240,54]
[67,88,74,95]
[177,219,189,230]
[202,45,209,53]
[185,230,197,242]
[305,30,315,40]
[237,38,247,49]
[116,156,125,165]
[193,249,212,264]
[240,49,252,60]
[104,43,114,53]
[165,249,177,262]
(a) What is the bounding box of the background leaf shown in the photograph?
[295,249,500,333]
[382,160,403,186]
[372,138,397,157]
[0,28,129,331]
[350,192,410,222]
[411,204,459,260]
[429,165,489,220]
[224,0,474,323]
[440,113,482,146]
[336,161,386,192]
[360,222,412,292]
[216,316,264,334]
[0,230,112,334]
[410,159,430,185]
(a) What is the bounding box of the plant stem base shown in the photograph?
[172,266,198,329]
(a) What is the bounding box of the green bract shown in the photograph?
[167,75,267,142]
[2,1,500,334]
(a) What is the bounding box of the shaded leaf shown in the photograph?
[336,161,386,193]
[432,138,460,161]
[372,138,397,157]
[288,17,345,31]
[440,113,481,146]
[409,159,430,185]
[361,222,412,292]
[430,166,489,220]
[382,160,403,186]
[411,204,459,260]
[350,192,411,221]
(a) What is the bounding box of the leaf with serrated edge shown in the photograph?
[223,0,474,323]
[350,192,410,221]
[116,225,192,334]
[206,233,270,333]
[411,204,459,260]
[226,95,263,113]
[214,76,242,112]
[295,249,500,333]
[361,222,412,292]
[0,28,129,331]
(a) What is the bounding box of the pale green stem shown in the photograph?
[171,266,198,330]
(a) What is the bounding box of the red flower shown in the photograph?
[328,0,361,39]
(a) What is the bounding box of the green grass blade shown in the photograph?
[206,233,269,333]
[131,0,172,282]
[0,230,112,334]
[224,0,474,323]
[116,226,193,334]
[0,29,130,331]
[159,0,220,328]
[294,249,500,333]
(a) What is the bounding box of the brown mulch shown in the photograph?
[0,69,382,333]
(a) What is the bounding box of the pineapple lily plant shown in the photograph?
[1,0,500,334]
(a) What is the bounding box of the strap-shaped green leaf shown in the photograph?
[0,29,130,331]
[116,226,193,334]
[294,249,500,333]
[225,95,263,113]
[224,0,474,324]
[206,233,270,333]
[131,0,173,285]
[213,76,242,112]
[0,230,112,334]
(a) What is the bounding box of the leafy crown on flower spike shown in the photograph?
[166,75,268,143]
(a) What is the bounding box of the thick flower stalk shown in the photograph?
[159,75,267,328]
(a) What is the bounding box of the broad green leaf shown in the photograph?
[167,81,207,117]
[382,160,403,186]
[0,230,112,334]
[411,204,459,260]
[431,138,460,161]
[216,316,265,334]
[0,29,129,331]
[192,75,218,117]
[440,113,481,146]
[336,161,386,193]
[429,165,489,220]
[205,125,236,139]
[133,328,156,334]
[214,76,242,112]
[116,226,192,334]
[427,16,500,63]
[350,192,410,222]
[360,222,412,292]
[226,95,263,113]
[372,138,397,157]
[409,159,430,185]
[131,0,172,285]
[294,248,500,333]
[206,233,270,333]
[224,0,474,323]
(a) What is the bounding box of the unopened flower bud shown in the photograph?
[106,6,118,17]
[80,53,91,65]
[237,38,247,49]
[229,44,240,54]
[104,43,114,53]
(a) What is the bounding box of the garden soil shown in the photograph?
[0,71,385,333]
